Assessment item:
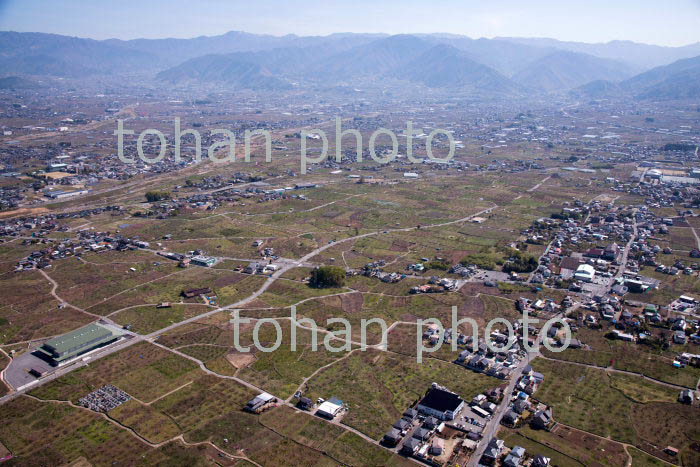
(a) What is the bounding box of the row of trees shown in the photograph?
[309,266,346,288]
[145,191,171,202]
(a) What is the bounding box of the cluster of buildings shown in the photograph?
[356,260,406,284]
[473,367,553,467]
[456,337,526,381]
[410,277,458,294]
[499,366,551,430]
[384,385,466,462]
[558,293,700,354]
[292,393,346,420]
[158,251,219,268]
[481,439,551,467]
[15,227,149,271]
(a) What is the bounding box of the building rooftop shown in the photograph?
[419,387,464,413]
[39,323,117,362]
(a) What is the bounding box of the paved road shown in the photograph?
[466,303,577,467]
[615,214,638,281]
[0,335,137,404]
[467,332,545,467]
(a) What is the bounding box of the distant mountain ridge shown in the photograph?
[570,55,700,100]
[496,37,700,69]
[157,36,521,93]
[0,31,158,76]
[1,30,698,97]
[513,50,637,92]
[390,44,518,93]
[623,55,700,99]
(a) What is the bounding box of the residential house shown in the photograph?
[422,416,439,430]
[531,408,553,430]
[297,397,313,410]
[674,331,688,345]
[502,410,519,426]
[416,387,466,421]
[383,428,402,446]
[401,438,421,455]
[393,418,411,431]
[482,438,505,465]
[245,393,275,412]
[403,408,418,421]
[412,427,431,441]
[504,446,526,467]
[430,438,445,456]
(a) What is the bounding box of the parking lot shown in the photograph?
[455,406,488,434]
[3,350,53,390]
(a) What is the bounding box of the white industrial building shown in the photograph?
[574,264,596,282]
[316,399,343,419]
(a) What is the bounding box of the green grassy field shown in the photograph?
[111,303,213,333]
[532,358,700,464]
[259,405,412,466]
[0,396,204,466]
[303,349,497,440]
[542,323,700,388]
[30,342,200,403]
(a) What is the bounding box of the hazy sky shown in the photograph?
[1,0,699,46]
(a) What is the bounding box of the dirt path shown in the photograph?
[24,393,263,465]
[145,380,193,405]
[527,174,551,192]
[553,421,676,467]
[151,340,385,450]
[39,269,102,320]
[690,226,700,250]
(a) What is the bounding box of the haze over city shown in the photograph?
[0,0,699,46]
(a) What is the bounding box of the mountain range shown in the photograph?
[1,30,698,98]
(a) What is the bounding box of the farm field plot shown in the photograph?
[542,325,700,388]
[532,359,700,464]
[75,266,266,316]
[161,316,352,398]
[0,396,206,466]
[628,447,669,466]
[298,291,460,344]
[501,429,585,467]
[46,254,182,310]
[252,277,349,308]
[303,349,497,439]
[108,398,181,444]
[0,270,91,345]
[508,425,629,467]
[259,405,413,466]
[111,303,213,334]
[30,341,200,403]
[666,227,699,251]
[630,402,700,467]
